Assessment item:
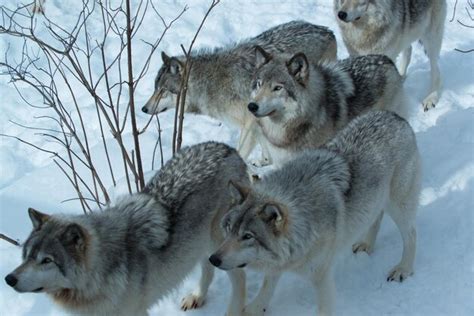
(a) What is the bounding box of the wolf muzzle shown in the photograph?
[209,254,222,267]
[5,274,18,287]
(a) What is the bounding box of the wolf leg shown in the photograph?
[312,268,336,316]
[398,45,412,77]
[237,121,257,160]
[243,273,281,316]
[386,195,418,282]
[352,212,383,254]
[181,259,215,311]
[226,269,246,316]
[420,12,445,111]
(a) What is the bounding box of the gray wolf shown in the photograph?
[4,142,250,316]
[249,50,406,165]
[210,111,421,316]
[142,20,337,162]
[334,0,447,111]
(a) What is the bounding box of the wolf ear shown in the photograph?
[260,203,286,230]
[228,180,250,204]
[168,58,183,75]
[28,207,50,230]
[287,53,309,86]
[161,51,171,65]
[254,45,272,68]
[61,224,87,251]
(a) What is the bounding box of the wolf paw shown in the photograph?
[387,265,413,282]
[180,293,205,311]
[352,242,373,254]
[243,304,266,316]
[422,92,438,112]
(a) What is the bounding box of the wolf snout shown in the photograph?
[248,102,259,113]
[141,105,149,114]
[209,254,222,267]
[338,11,348,21]
[5,274,18,287]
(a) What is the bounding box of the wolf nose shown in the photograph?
[142,106,149,113]
[209,255,222,267]
[5,274,17,287]
[338,11,348,21]
[248,102,259,113]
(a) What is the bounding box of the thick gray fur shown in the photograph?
[142,20,337,161]
[334,0,447,110]
[5,142,250,316]
[251,53,406,165]
[211,111,421,316]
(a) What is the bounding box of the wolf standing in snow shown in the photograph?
[142,20,336,162]
[210,111,421,316]
[249,49,406,165]
[334,0,447,111]
[4,142,250,316]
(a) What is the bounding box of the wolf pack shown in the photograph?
[5,1,447,315]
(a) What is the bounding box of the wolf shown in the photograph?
[4,142,250,316]
[142,20,337,162]
[210,111,421,316]
[249,49,406,165]
[334,0,447,111]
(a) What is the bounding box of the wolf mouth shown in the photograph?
[33,287,44,292]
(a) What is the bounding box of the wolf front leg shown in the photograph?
[243,272,281,316]
[312,268,336,316]
[226,269,246,316]
[181,259,215,311]
[237,120,258,160]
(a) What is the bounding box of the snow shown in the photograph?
[1,0,473,315]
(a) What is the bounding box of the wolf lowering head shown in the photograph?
[142,52,182,115]
[209,181,290,271]
[5,208,86,295]
[334,0,370,23]
[248,46,312,121]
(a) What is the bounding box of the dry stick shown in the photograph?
[0,233,20,247]
[0,134,97,210]
[175,0,221,152]
[126,0,145,190]
[151,115,164,170]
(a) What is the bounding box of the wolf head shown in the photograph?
[209,181,289,271]
[248,46,310,120]
[4,208,88,294]
[334,0,369,23]
[142,51,183,115]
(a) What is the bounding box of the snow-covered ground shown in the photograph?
[1,0,473,315]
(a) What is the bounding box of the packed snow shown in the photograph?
[1,0,473,315]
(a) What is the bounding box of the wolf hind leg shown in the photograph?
[181,259,215,311]
[352,211,383,255]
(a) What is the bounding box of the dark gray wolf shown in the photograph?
[4,142,250,316]
[249,50,406,165]
[210,111,421,316]
[334,0,447,111]
[142,20,336,162]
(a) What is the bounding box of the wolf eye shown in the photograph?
[242,233,253,240]
[41,258,52,265]
[272,85,283,91]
